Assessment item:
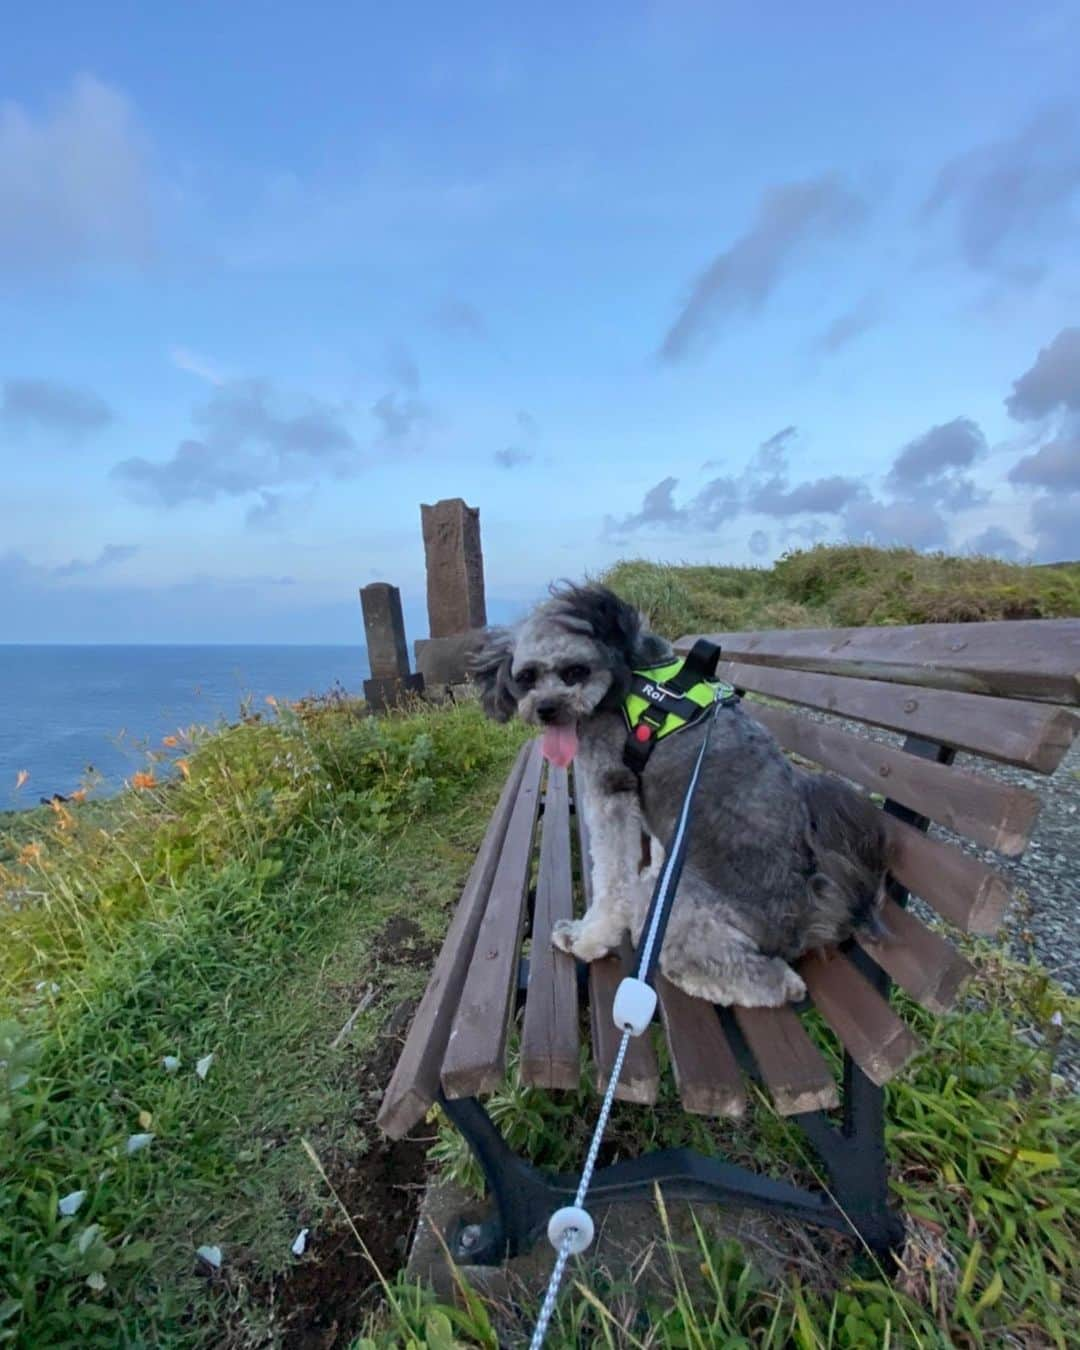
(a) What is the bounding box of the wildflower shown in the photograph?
[131,771,157,791]
[15,769,28,790]
[265,694,279,709]
[58,1190,87,1216]
[162,1055,181,1073]
[86,1272,106,1291]
[162,735,179,748]
[18,842,43,866]
[176,759,191,781]
[70,788,87,804]
[138,1110,153,1130]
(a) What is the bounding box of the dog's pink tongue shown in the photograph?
[541,724,579,767]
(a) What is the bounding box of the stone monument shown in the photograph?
[359,582,424,711]
[414,498,488,689]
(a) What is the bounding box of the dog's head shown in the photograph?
[469,585,672,758]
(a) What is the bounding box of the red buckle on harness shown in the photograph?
[634,724,653,743]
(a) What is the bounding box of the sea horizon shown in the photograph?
[1,644,370,811]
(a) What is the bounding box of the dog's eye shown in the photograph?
[515,667,538,689]
[561,665,590,685]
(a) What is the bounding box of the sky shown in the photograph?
[2,1,1079,644]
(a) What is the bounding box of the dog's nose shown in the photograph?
[536,699,561,724]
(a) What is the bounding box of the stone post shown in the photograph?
[359,582,424,712]
[414,498,488,690]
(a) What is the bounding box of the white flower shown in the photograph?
[58,1190,87,1217]
[125,1133,154,1155]
[196,1244,223,1269]
[162,1055,181,1073]
[1050,1011,1063,1028]
[195,1053,214,1080]
[291,1228,309,1256]
[86,1272,106,1291]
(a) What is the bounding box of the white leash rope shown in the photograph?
[528,701,720,1349]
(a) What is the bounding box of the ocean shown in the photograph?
[0,645,369,811]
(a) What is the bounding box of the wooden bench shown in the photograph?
[378,618,1079,1263]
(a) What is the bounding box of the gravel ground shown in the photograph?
[788,706,1079,1088]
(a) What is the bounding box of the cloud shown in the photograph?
[114,379,358,506]
[1008,430,1080,490]
[841,494,950,550]
[50,544,138,578]
[170,347,225,386]
[887,416,986,488]
[1029,492,1080,562]
[748,529,770,557]
[1005,327,1080,420]
[370,391,431,446]
[1,378,112,437]
[659,175,868,361]
[385,342,420,391]
[0,75,153,275]
[245,490,285,530]
[431,296,487,338]
[813,297,881,353]
[922,107,1080,281]
[748,474,863,516]
[494,446,533,469]
[965,524,1025,560]
[517,409,539,436]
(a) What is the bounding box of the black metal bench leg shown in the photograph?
[436,1092,571,1263]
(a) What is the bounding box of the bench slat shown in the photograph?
[577,810,660,1104]
[441,743,544,1099]
[718,661,1076,774]
[677,619,1080,705]
[856,898,974,1014]
[520,766,581,1090]
[750,701,1041,857]
[656,975,746,1116]
[798,949,921,1086]
[589,948,660,1104]
[885,816,1010,935]
[377,741,533,1139]
[733,1006,840,1115]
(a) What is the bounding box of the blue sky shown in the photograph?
[2,1,1079,643]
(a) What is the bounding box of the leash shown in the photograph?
[528,691,724,1349]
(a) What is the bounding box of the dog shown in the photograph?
[470,583,890,1008]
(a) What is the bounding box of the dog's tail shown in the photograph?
[798,771,894,947]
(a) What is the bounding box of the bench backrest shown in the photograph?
[675,618,1079,935]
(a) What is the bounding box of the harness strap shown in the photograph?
[622,639,734,776]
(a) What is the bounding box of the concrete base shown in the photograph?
[407,1178,814,1314]
[362,672,425,712]
[414,632,484,688]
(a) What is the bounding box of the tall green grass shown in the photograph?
[602,545,1080,637]
[0,696,525,1347]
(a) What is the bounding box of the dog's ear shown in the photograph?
[550,583,672,667]
[468,627,518,722]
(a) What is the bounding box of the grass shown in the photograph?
[3,544,1079,1347]
[601,544,1080,637]
[0,694,526,1347]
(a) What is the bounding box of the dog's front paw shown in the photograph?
[738,963,806,1008]
[551,918,614,963]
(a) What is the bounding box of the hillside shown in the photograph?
[602,544,1080,637]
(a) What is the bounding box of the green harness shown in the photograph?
[621,639,738,775]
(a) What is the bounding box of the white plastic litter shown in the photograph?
[196,1244,223,1269]
[125,1133,154,1155]
[58,1190,86,1216]
[162,1055,181,1073]
[195,1053,214,1080]
[291,1228,309,1256]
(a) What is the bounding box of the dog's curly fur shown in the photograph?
[470,582,891,1007]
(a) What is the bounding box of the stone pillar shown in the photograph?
[421,498,487,637]
[359,582,424,712]
[415,498,488,691]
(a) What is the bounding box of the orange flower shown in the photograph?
[176,759,191,781]
[265,694,278,709]
[19,842,43,865]
[131,771,158,791]
[70,788,87,804]
[15,769,29,791]
[162,735,179,748]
